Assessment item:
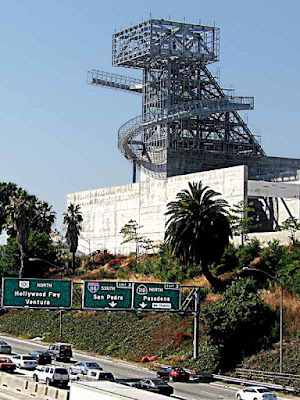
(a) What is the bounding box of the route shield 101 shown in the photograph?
[133,282,181,311]
[2,278,72,309]
[83,281,133,310]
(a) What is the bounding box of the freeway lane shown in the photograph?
[0,335,237,400]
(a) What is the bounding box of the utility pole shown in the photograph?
[193,288,201,359]
[59,310,63,340]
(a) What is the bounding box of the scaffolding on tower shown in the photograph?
[88,19,265,180]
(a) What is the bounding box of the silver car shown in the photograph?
[69,361,102,375]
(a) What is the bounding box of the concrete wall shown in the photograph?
[67,165,247,255]
[247,179,300,231]
[0,371,68,400]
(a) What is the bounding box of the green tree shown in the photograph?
[1,183,56,237]
[120,219,155,262]
[0,231,61,277]
[228,200,258,245]
[5,191,36,277]
[278,217,300,244]
[165,181,231,291]
[204,277,276,371]
[63,204,83,270]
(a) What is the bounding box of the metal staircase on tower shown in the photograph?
[88,19,265,179]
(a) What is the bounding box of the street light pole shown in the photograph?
[243,267,284,373]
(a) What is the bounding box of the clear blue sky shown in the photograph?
[1,0,300,229]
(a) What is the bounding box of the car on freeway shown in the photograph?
[235,387,277,400]
[0,357,16,373]
[33,365,69,388]
[157,366,190,382]
[28,350,52,365]
[83,369,115,381]
[137,378,174,396]
[0,341,12,354]
[116,378,141,388]
[11,354,38,370]
[48,343,73,361]
[69,361,103,375]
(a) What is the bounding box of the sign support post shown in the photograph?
[59,310,63,340]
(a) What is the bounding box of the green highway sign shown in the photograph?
[2,278,72,309]
[133,282,181,311]
[83,281,133,310]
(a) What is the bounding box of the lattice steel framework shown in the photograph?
[88,19,265,179]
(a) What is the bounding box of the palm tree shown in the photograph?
[0,182,18,235]
[34,201,56,234]
[63,204,83,270]
[165,181,231,291]
[5,190,35,277]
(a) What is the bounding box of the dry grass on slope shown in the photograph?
[261,285,300,340]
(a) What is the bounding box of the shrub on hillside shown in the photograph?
[212,243,239,275]
[236,238,261,269]
[204,277,276,371]
[93,251,114,266]
[255,241,300,298]
[107,259,122,267]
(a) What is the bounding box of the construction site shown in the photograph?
[68,18,300,254]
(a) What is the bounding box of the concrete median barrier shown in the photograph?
[0,371,68,400]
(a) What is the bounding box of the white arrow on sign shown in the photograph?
[139,302,147,308]
[109,301,117,307]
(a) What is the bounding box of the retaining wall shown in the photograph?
[67,165,247,254]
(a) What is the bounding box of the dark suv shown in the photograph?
[48,343,73,362]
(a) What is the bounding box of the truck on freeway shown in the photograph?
[69,380,173,400]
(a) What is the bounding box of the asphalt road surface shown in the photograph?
[0,334,237,400]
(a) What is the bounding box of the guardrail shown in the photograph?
[235,368,300,389]
[153,363,299,393]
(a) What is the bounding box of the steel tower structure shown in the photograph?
[88,19,265,180]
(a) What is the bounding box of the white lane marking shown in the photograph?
[209,383,236,392]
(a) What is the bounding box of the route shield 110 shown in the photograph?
[83,281,133,310]
[2,278,72,309]
[133,282,181,311]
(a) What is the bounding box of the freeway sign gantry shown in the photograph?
[2,278,72,309]
[83,281,181,311]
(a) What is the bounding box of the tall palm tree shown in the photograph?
[165,181,231,291]
[5,190,35,277]
[0,182,18,235]
[63,204,83,270]
[34,201,56,234]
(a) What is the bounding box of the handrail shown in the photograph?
[117,96,255,166]
[236,368,300,382]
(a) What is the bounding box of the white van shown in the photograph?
[11,354,37,370]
